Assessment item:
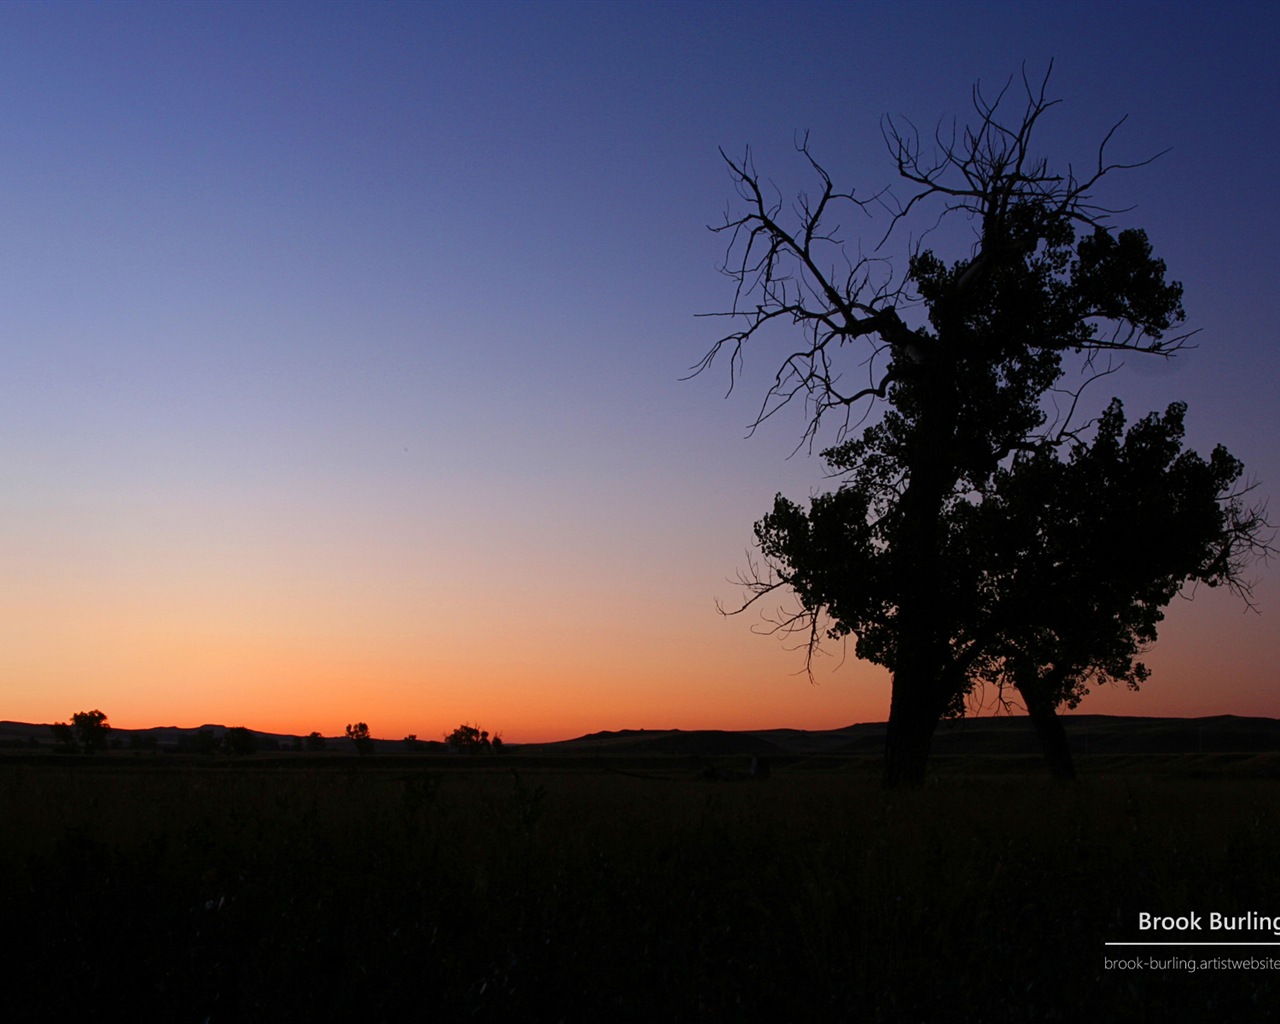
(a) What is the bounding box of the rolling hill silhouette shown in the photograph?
[4,715,1278,757]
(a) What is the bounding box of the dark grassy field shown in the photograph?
[4,754,1280,1022]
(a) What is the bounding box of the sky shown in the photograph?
[1,0,1276,742]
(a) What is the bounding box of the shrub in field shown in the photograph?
[305,731,327,752]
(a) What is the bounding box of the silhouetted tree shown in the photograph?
[305,731,327,752]
[69,710,111,754]
[345,722,374,756]
[699,67,1267,786]
[403,734,421,751]
[976,400,1268,778]
[757,399,1267,781]
[444,724,491,754]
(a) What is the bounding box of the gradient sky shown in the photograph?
[1,1,1276,742]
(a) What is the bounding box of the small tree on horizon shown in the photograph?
[445,724,491,754]
[345,722,374,756]
[68,710,110,754]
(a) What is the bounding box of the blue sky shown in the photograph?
[1,1,1276,738]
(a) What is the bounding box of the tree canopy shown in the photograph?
[753,398,1265,779]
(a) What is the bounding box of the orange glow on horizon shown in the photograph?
[8,584,1275,745]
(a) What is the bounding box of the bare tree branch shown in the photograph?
[692,63,1182,454]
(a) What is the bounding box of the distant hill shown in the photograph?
[523,715,1280,757]
[3,715,1278,757]
[0,720,441,755]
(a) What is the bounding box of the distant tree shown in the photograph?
[444,724,491,754]
[70,710,111,754]
[491,735,504,753]
[224,726,259,756]
[403,734,421,752]
[305,731,327,752]
[345,722,374,756]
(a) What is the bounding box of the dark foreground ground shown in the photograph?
[4,753,1279,1022]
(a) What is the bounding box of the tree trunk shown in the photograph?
[883,632,957,787]
[881,299,966,788]
[1018,682,1076,781]
[883,671,944,787]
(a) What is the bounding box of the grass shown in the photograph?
[3,755,1279,1021]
